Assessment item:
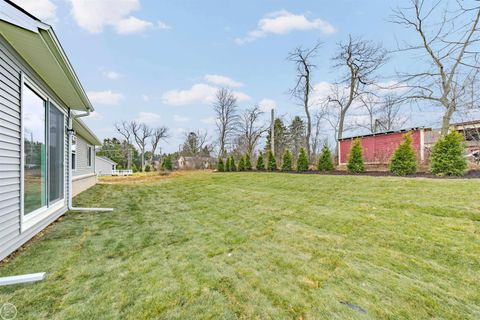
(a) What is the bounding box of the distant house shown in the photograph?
[178,156,214,170]
[338,121,480,166]
[95,156,117,176]
[0,0,99,260]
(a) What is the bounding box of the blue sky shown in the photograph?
[14,0,445,152]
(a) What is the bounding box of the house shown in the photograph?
[0,0,99,260]
[338,121,480,166]
[178,156,214,170]
[95,156,117,176]
[72,118,101,195]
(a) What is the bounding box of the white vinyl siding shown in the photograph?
[0,35,69,261]
[72,135,95,177]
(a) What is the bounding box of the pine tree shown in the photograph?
[267,150,277,171]
[296,147,309,172]
[225,156,231,172]
[265,118,288,162]
[347,139,364,173]
[161,155,173,171]
[281,149,293,171]
[230,156,237,172]
[430,131,467,176]
[256,153,265,171]
[217,158,225,172]
[389,134,417,175]
[238,156,246,171]
[317,146,334,171]
[245,154,252,171]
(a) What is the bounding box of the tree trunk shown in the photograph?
[440,105,455,137]
[304,71,311,161]
[141,149,145,172]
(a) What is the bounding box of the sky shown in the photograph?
[11,0,458,153]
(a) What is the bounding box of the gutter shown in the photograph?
[67,109,113,212]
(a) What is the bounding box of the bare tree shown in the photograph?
[356,94,408,133]
[181,129,212,157]
[376,96,409,132]
[391,0,480,136]
[288,42,321,161]
[237,105,268,157]
[115,120,133,169]
[130,121,153,172]
[213,88,239,157]
[150,126,169,168]
[311,108,327,156]
[356,93,379,133]
[329,35,388,140]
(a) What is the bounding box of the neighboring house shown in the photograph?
[338,121,480,166]
[95,156,117,176]
[178,156,214,170]
[72,118,101,196]
[0,1,98,260]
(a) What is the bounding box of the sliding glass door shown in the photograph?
[23,85,47,215]
[23,83,65,216]
[48,105,64,203]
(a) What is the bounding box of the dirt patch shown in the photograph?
[98,171,189,185]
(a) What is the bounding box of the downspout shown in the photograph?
[67,109,113,212]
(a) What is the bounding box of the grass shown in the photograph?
[0,171,479,319]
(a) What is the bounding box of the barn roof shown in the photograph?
[338,127,429,142]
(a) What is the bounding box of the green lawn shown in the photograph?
[1,172,479,319]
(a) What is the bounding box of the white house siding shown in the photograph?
[72,135,96,196]
[0,36,69,260]
[95,156,115,176]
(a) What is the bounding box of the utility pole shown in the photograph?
[270,109,275,156]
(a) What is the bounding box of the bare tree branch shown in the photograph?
[213,88,239,157]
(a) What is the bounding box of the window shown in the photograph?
[22,82,65,217]
[71,136,76,170]
[87,146,93,167]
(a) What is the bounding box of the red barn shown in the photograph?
[338,128,429,165]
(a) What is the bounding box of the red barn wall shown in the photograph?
[339,130,422,164]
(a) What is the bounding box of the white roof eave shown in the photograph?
[0,1,93,112]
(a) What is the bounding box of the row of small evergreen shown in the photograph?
[218,146,334,172]
[347,131,467,176]
[218,131,467,176]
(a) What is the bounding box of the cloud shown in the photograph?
[233,91,251,102]
[102,71,121,80]
[88,111,104,120]
[162,83,250,106]
[141,94,151,102]
[201,117,216,125]
[173,115,190,123]
[135,111,161,124]
[258,98,276,112]
[162,84,217,106]
[87,90,125,105]
[114,17,169,34]
[236,10,336,44]
[11,0,57,24]
[204,74,244,88]
[68,0,169,34]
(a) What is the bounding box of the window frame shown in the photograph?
[71,135,77,171]
[20,73,67,232]
[87,145,93,168]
